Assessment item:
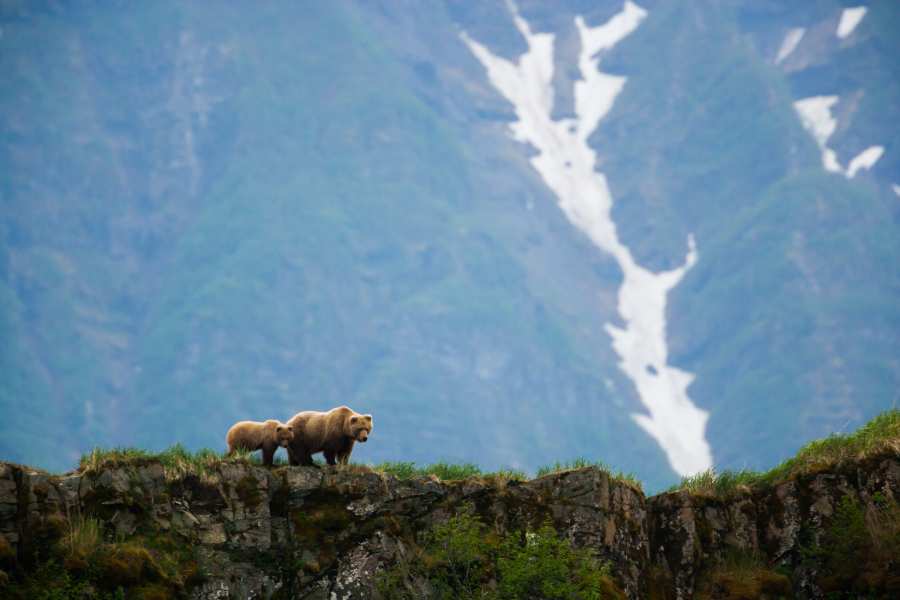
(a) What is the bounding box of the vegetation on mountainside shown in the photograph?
[377,508,625,600]
[1,0,654,491]
[668,409,900,496]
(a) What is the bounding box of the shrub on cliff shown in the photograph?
[377,508,625,599]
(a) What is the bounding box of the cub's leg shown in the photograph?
[261,445,275,466]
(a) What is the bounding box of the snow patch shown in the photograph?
[463,1,713,476]
[793,96,883,178]
[776,28,805,65]
[837,7,867,39]
[794,96,838,150]
[794,96,842,174]
[846,145,884,178]
[893,184,900,198]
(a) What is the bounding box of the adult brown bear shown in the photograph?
[285,406,372,466]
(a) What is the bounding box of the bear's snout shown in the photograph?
[357,432,369,442]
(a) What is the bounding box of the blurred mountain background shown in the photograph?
[1,0,898,491]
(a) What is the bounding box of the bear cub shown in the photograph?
[226,419,294,466]
[286,406,372,466]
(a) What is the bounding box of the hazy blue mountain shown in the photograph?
[1,0,897,491]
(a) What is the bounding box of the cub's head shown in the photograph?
[275,424,294,448]
[348,414,373,443]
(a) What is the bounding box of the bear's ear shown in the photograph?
[350,416,358,424]
[288,426,294,432]
[364,415,372,421]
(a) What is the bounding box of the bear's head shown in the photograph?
[348,414,373,443]
[275,424,294,448]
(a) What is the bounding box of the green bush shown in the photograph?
[377,509,624,599]
[496,522,623,600]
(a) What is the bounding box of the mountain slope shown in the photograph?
[1,0,898,490]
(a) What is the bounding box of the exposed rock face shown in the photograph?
[0,455,897,599]
[648,454,900,599]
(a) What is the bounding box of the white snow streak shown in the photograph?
[775,28,805,65]
[846,145,884,178]
[794,96,842,174]
[893,184,900,198]
[837,7,867,39]
[794,96,884,178]
[463,1,713,476]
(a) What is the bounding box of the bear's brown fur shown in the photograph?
[226,419,294,466]
[285,406,372,466]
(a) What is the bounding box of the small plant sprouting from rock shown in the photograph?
[377,508,625,599]
[59,514,102,570]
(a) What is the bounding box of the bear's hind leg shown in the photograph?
[288,445,315,467]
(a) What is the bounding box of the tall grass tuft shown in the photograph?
[60,514,103,568]
[667,468,762,496]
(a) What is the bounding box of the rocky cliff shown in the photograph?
[0,443,897,599]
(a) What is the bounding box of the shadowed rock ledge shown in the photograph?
[0,451,898,599]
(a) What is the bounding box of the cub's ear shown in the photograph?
[364,415,372,421]
[350,416,358,424]
[288,426,294,432]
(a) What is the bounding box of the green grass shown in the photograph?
[72,410,899,496]
[668,410,900,496]
[369,461,529,483]
[666,468,763,497]
[370,461,483,481]
[79,444,247,480]
[536,458,643,491]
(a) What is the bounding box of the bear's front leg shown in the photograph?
[323,450,337,466]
